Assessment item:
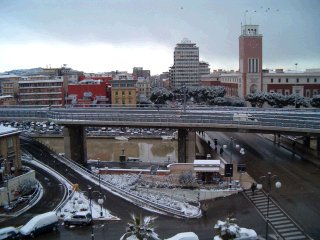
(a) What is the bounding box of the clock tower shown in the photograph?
[239,24,263,97]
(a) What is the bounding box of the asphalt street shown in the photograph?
[208,132,320,239]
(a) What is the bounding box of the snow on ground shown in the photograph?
[101,174,200,217]
[58,191,119,221]
[22,153,119,221]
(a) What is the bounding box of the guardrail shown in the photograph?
[1,107,320,133]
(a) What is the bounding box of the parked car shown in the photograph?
[64,212,92,226]
[19,211,59,238]
[0,227,20,240]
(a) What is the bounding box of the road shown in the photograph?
[0,138,266,240]
[207,132,320,239]
[0,161,65,228]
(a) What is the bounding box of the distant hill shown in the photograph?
[3,68,43,76]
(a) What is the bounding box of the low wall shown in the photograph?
[199,188,239,201]
[0,170,36,206]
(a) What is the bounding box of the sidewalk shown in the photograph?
[263,134,320,167]
[197,132,255,190]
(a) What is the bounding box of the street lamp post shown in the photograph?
[98,194,104,218]
[223,137,245,187]
[88,186,94,240]
[256,172,282,240]
[97,159,101,194]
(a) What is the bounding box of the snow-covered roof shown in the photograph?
[0,125,20,137]
[194,160,220,165]
[0,95,13,99]
[194,160,221,172]
[0,74,20,79]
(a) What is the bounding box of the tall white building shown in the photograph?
[170,38,200,89]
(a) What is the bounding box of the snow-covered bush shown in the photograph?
[120,214,160,240]
[213,217,257,240]
[178,171,196,188]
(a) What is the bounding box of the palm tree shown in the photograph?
[120,214,160,240]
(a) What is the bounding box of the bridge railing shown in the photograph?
[1,108,320,132]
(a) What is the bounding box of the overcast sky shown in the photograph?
[0,0,319,74]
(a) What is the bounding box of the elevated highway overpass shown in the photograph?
[1,106,319,164]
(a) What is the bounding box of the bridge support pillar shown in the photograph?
[178,129,195,163]
[63,125,87,165]
[303,136,311,148]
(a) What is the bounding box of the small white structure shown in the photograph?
[193,159,222,184]
[165,232,199,240]
[193,160,220,172]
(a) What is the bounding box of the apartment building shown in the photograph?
[18,76,65,106]
[109,73,137,106]
[170,38,200,88]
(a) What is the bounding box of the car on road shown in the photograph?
[64,212,92,226]
[20,211,59,238]
[0,226,20,240]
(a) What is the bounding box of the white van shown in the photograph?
[20,211,58,237]
[0,226,20,239]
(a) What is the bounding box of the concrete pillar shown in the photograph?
[304,136,311,148]
[63,125,87,165]
[186,130,196,163]
[178,129,196,163]
[277,133,281,145]
[273,134,277,143]
[178,129,187,163]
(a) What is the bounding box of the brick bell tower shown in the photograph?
[239,24,263,97]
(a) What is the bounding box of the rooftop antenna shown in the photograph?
[244,10,248,25]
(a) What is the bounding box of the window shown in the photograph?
[7,138,13,148]
[307,78,309,83]
[271,78,273,83]
[122,91,125,95]
[115,91,118,96]
[315,78,317,83]
[286,78,288,83]
[128,91,131,96]
[306,90,310,98]
[278,78,281,83]
[296,78,299,83]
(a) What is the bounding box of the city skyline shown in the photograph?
[0,0,319,74]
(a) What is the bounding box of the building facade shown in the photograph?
[110,73,137,106]
[262,69,320,97]
[239,24,263,97]
[67,79,109,106]
[170,38,200,89]
[18,76,65,106]
[0,75,21,104]
[133,67,151,79]
[136,77,151,99]
[199,61,210,76]
[0,126,22,178]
